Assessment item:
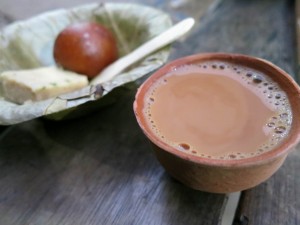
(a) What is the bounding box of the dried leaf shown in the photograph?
[0,3,172,125]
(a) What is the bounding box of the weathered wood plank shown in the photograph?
[170,0,300,224]
[0,0,298,224]
[0,1,228,225]
[210,0,300,224]
[0,84,225,225]
[171,0,297,79]
[234,150,300,225]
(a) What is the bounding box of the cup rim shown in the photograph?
[133,52,300,168]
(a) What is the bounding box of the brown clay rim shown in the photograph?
[134,53,300,168]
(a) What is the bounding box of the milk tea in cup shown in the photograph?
[134,53,300,193]
[143,61,292,160]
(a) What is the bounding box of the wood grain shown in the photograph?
[170,0,300,224]
[0,86,225,225]
[0,1,226,224]
[0,0,299,224]
[171,0,297,78]
[224,0,300,224]
[234,150,300,225]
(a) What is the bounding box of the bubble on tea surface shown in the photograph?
[178,143,190,151]
[252,75,263,84]
[275,93,281,99]
[219,65,225,70]
[275,126,286,134]
[280,113,288,118]
[229,154,237,159]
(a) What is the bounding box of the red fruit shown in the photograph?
[53,22,118,78]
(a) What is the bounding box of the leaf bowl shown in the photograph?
[0,2,172,125]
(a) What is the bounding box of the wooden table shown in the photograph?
[0,0,299,224]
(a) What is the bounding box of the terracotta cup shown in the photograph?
[133,53,300,193]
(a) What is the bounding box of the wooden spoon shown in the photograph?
[91,17,195,85]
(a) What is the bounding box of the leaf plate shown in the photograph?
[0,3,172,125]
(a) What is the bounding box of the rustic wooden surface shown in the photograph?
[234,149,300,225]
[215,1,300,225]
[0,87,225,225]
[0,2,226,225]
[0,0,299,224]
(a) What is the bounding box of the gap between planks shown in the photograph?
[219,192,241,225]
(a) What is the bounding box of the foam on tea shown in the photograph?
[144,61,292,160]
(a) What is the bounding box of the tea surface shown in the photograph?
[144,62,292,159]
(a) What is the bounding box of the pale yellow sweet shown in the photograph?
[0,67,88,104]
